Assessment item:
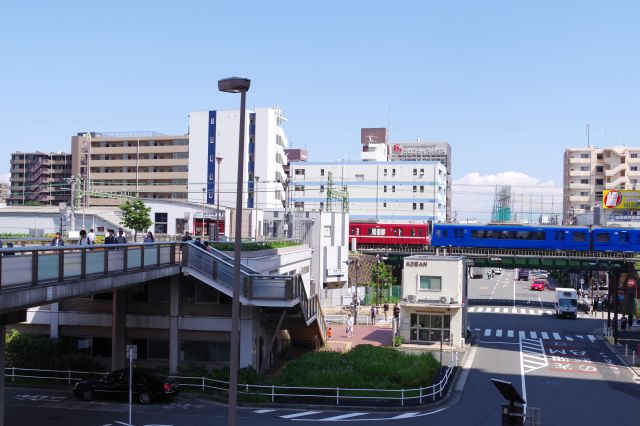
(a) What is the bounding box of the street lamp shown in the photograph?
[201,187,206,237]
[254,176,259,241]
[344,258,360,325]
[218,76,250,426]
[216,156,223,241]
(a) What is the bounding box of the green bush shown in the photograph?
[393,336,405,347]
[273,345,439,390]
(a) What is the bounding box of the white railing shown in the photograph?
[5,354,458,406]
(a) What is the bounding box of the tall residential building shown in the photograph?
[188,107,290,211]
[70,132,189,206]
[8,151,72,206]
[289,161,447,224]
[563,146,640,217]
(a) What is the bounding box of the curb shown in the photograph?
[598,329,640,380]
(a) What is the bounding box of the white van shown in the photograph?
[555,288,578,319]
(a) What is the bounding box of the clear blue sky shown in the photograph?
[2,1,640,194]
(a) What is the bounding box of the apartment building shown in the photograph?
[8,151,72,206]
[563,146,640,217]
[0,183,10,204]
[188,107,290,217]
[289,161,447,224]
[70,132,190,207]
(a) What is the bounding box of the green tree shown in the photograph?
[370,260,395,305]
[119,198,152,241]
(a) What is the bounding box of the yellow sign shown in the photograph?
[602,190,640,209]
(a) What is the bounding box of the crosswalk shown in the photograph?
[476,328,597,342]
[253,409,433,422]
[468,306,590,318]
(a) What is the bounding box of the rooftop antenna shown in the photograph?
[586,123,590,148]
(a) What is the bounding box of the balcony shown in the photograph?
[569,170,591,177]
[569,195,590,203]
[568,183,590,190]
[569,157,591,165]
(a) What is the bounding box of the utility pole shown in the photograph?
[70,176,77,232]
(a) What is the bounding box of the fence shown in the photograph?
[5,354,458,407]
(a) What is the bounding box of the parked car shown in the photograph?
[73,368,179,404]
[530,279,546,291]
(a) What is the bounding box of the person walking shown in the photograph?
[144,231,155,243]
[621,315,628,332]
[78,230,91,246]
[346,314,354,338]
[50,232,64,247]
[104,229,116,244]
[370,305,377,325]
[88,229,96,245]
[393,303,400,321]
[383,302,389,321]
[115,229,127,244]
[181,231,193,242]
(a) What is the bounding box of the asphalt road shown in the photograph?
[6,270,640,425]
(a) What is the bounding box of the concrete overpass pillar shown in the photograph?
[111,289,127,370]
[169,275,180,375]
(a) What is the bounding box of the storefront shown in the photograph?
[399,255,468,348]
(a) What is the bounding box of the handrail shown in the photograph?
[5,355,457,406]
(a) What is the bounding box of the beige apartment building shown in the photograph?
[563,146,640,218]
[71,132,189,206]
[8,151,72,206]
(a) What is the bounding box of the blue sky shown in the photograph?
[2,1,639,218]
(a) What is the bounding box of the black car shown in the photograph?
[73,368,179,404]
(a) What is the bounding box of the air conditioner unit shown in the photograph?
[439,296,447,304]
[407,294,418,303]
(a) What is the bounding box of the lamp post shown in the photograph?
[216,156,223,241]
[344,258,360,325]
[218,76,250,426]
[254,176,259,241]
[201,187,206,237]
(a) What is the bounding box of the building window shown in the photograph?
[413,203,417,210]
[210,117,215,125]
[383,169,387,176]
[419,276,442,291]
[631,153,638,159]
[320,169,325,176]
[413,169,417,176]
[180,341,230,363]
[580,166,589,171]
[295,169,305,175]
[410,313,450,342]
[383,202,387,208]
[413,186,417,192]
[632,166,638,172]
[596,166,603,172]
[209,137,215,144]
[580,179,589,184]
[320,185,325,193]
[383,185,387,193]
[392,185,396,192]
[420,185,424,192]
[149,340,170,359]
[154,213,168,234]
[355,174,364,180]
[420,203,424,210]
[209,155,215,162]
[596,178,604,185]
[319,202,324,210]
[580,153,589,158]
[420,168,424,175]
[392,169,396,176]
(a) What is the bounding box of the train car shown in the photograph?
[349,222,429,247]
[431,223,592,251]
[591,227,640,252]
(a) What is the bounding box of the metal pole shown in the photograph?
[614,270,619,345]
[216,157,223,241]
[202,187,206,237]
[228,88,248,426]
[254,176,259,241]
[128,347,133,426]
[440,317,443,366]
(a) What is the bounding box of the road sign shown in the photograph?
[126,345,137,360]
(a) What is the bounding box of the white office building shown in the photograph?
[188,108,290,216]
[289,161,447,224]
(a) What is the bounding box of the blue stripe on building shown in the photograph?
[247,112,256,208]
[206,111,217,205]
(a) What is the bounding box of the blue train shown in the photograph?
[431,223,640,252]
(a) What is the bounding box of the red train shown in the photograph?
[349,222,431,247]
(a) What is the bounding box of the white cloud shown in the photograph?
[0,173,9,184]
[451,172,563,223]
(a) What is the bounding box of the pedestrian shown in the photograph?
[88,228,96,245]
[144,231,155,243]
[203,240,213,252]
[115,229,127,244]
[393,303,400,321]
[346,313,354,338]
[78,230,91,246]
[621,315,628,332]
[104,229,116,244]
[50,232,64,247]
[370,305,377,325]
[194,237,205,249]
[628,313,634,330]
[3,242,15,256]
[181,231,193,242]
[383,302,389,321]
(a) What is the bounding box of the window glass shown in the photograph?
[419,276,442,291]
[572,232,586,242]
[149,340,170,359]
[596,233,610,242]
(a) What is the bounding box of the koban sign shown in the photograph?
[406,261,428,267]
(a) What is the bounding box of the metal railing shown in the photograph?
[183,243,326,342]
[0,242,180,289]
[5,355,458,406]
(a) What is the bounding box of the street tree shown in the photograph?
[370,260,395,305]
[119,198,152,242]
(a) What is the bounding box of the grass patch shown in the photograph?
[274,345,439,390]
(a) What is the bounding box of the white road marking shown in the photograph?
[530,331,538,339]
[566,336,574,341]
[484,329,492,337]
[503,307,509,313]
[519,331,526,339]
[477,307,484,312]
[508,330,514,338]
[391,413,420,419]
[255,409,276,413]
[281,411,322,419]
[469,307,476,312]
[320,413,368,421]
[541,332,549,339]
[588,335,596,342]
[553,332,561,340]
[545,310,554,315]
[496,329,503,337]
[536,309,543,315]
[520,308,527,314]
[512,307,518,313]
[528,309,535,315]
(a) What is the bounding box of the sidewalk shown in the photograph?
[602,322,640,377]
[325,324,393,352]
